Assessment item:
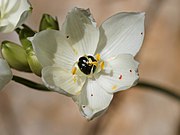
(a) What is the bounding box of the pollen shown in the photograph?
[71,67,77,75]
[112,85,117,90]
[95,53,101,61]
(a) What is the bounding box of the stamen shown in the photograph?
[100,61,105,70]
[96,54,101,61]
[88,61,98,66]
[71,67,77,75]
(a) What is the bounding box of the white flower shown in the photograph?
[0,0,32,33]
[32,7,145,120]
[0,58,12,90]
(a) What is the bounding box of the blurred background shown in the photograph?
[0,0,180,135]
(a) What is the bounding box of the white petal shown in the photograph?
[0,0,31,33]
[32,29,77,71]
[61,7,99,56]
[96,12,145,59]
[73,79,113,120]
[42,66,86,96]
[0,59,12,90]
[96,54,139,94]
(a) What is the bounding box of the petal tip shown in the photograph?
[80,105,94,120]
[79,105,109,120]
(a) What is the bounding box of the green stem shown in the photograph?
[137,81,180,101]
[12,75,180,101]
[12,75,50,91]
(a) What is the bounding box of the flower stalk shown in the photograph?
[137,82,180,101]
[11,75,180,101]
[12,75,50,91]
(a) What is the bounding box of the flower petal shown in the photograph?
[96,54,139,94]
[96,12,145,59]
[73,79,113,120]
[61,7,99,56]
[42,66,86,96]
[0,0,31,33]
[0,59,12,90]
[32,29,77,71]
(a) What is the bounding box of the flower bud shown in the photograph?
[16,24,36,50]
[39,14,59,31]
[26,48,42,76]
[1,41,31,72]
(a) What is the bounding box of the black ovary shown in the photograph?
[78,56,97,75]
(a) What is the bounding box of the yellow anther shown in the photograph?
[71,67,77,75]
[96,54,101,61]
[112,85,117,90]
[100,61,105,70]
